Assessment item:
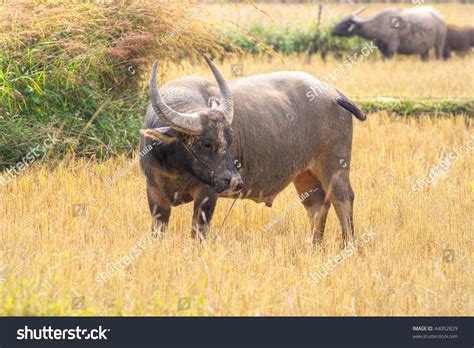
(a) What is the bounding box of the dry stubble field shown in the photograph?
[0,101,472,316]
[0,2,473,316]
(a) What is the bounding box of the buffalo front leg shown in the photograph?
[377,41,396,59]
[442,45,451,60]
[442,49,451,60]
[192,187,217,241]
[146,183,171,238]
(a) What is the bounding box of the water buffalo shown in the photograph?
[443,25,474,59]
[139,56,366,245]
[332,5,447,60]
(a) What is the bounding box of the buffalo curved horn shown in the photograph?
[203,55,234,124]
[351,4,369,17]
[149,60,203,135]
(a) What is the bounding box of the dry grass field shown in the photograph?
[209,2,474,27]
[0,1,473,317]
[0,113,472,316]
[168,55,474,99]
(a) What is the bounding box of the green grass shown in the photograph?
[358,98,474,117]
[220,21,367,60]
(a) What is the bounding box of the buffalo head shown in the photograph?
[332,4,368,36]
[141,56,243,194]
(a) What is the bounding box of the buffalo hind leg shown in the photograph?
[192,186,217,242]
[318,167,355,247]
[435,43,444,60]
[293,171,331,245]
[421,50,429,61]
[146,183,171,239]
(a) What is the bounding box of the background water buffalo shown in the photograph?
[332,5,447,60]
[443,24,474,59]
[140,56,366,245]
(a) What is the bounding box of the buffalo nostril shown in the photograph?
[234,177,243,191]
[229,176,243,191]
[235,181,243,191]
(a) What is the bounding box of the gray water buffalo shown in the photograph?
[332,5,447,60]
[139,56,366,245]
[443,25,474,59]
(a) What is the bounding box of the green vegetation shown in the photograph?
[220,22,367,59]
[358,98,474,117]
[0,1,222,170]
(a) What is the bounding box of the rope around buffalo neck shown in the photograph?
[212,196,238,243]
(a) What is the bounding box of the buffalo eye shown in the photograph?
[202,141,213,149]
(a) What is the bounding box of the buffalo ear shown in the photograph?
[140,126,180,144]
[208,96,220,109]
